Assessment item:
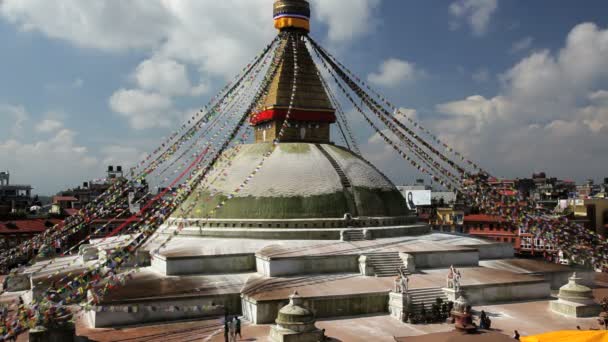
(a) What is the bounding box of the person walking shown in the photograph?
[479,310,487,329]
[229,317,236,342]
[235,316,242,339]
[513,330,520,340]
[224,318,229,342]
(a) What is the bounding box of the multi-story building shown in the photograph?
[463,214,557,256]
[515,172,576,209]
[583,198,608,237]
[0,218,61,250]
[0,171,33,214]
[463,214,518,247]
[58,166,123,209]
[432,207,465,232]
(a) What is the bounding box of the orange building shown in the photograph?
[463,214,520,250]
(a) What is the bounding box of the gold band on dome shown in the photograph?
[274,17,310,32]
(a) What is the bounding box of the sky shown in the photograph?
[1,0,608,195]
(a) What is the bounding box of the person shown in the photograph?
[229,317,236,342]
[513,330,520,340]
[224,318,229,342]
[479,310,487,329]
[235,317,242,339]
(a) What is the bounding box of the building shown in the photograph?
[583,198,608,237]
[515,173,576,209]
[463,214,518,247]
[0,218,61,250]
[50,196,78,215]
[463,214,558,256]
[558,198,608,238]
[56,166,126,210]
[600,178,608,197]
[0,171,33,214]
[432,207,465,232]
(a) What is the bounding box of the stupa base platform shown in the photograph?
[146,233,513,277]
[239,267,551,324]
[479,258,595,289]
[4,232,601,332]
[88,269,250,328]
[163,222,428,240]
[549,299,601,317]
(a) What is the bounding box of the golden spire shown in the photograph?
[273,0,311,32]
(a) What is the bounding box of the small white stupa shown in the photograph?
[269,291,325,342]
[550,273,601,317]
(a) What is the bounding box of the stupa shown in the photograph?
[173,0,409,228]
[269,291,325,342]
[1,1,604,340]
[550,273,601,317]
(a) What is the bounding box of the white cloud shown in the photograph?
[0,125,98,194]
[394,107,418,121]
[589,90,608,105]
[100,145,144,169]
[0,104,28,136]
[432,22,608,179]
[0,1,172,51]
[311,0,380,42]
[35,119,63,133]
[472,67,490,83]
[109,89,173,130]
[0,106,149,194]
[368,58,420,87]
[510,36,534,54]
[0,0,378,78]
[449,0,498,36]
[134,57,208,97]
[0,0,381,130]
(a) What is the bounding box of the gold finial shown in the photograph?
[273,0,310,32]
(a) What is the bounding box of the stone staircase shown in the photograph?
[366,252,405,277]
[342,229,365,241]
[316,144,352,188]
[316,144,358,216]
[408,287,448,314]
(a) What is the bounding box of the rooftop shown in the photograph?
[52,196,78,203]
[0,218,60,234]
[464,214,505,223]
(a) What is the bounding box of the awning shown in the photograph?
[521,330,608,342]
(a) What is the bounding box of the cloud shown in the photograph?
[0,104,28,136]
[35,119,63,133]
[0,0,378,78]
[311,0,380,42]
[0,1,172,51]
[0,123,99,194]
[449,0,498,36]
[368,58,420,87]
[431,22,608,179]
[510,36,534,54]
[472,67,490,83]
[134,57,208,97]
[589,90,608,105]
[100,145,144,169]
[109,89,173,130]
[0,106,150,194]
[0,0,381,130]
